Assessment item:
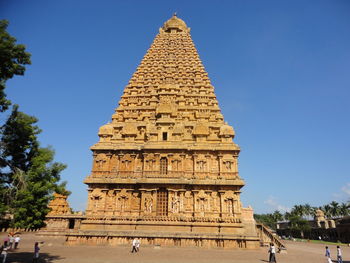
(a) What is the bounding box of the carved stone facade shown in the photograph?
[43,194,84,235]
[47,193,71,216]
[66,15,259,249]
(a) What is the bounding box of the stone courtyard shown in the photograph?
[2,233,350,263]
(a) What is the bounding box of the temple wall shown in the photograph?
[91,151,239,180]
[85,184,242,219]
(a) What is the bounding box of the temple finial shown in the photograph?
[173,12,177,17]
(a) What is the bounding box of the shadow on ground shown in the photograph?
[7,252,64,263]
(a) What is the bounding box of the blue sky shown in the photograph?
[1,0,350,214]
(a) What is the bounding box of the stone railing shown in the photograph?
[256,223,286,250]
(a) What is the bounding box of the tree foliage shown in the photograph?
[0,105,69,228]
[0,20,68,229]
[254,201,350,237]
[0,20,31,112]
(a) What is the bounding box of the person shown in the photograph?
[136,238,140,252]
[14,235,20,249]
[0,243,9,263]
[8,236,14,250]
[268,243,276,263]
[33,242,42,263]
[337,246,343,263]
[2,236,9,247]
[131,238,138,253]
[325,246,332,263]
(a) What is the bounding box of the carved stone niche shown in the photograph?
[94,153,108,171]
[116,189,130,214]
[184,191,193,213]
[169,190,182,214]
[221,191,239,217]
[222,158,234,172]
[141,190,155,215]
[195,156,207,172]
[105,190,116,215]
[195,190,209,216]
[89,188,105,215]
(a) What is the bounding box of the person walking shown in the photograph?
[0,243,9,263]
[14,235,20,249]
[131,238,138,253]
[135,238,140,252]
[2,236,9,247]
[325,246,332,263]
[337,246,343,263]
[8,236,14,250]
[33,242,41,263]
[268,243,277,263]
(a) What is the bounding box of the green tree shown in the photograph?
[254,210,284,230]
[0,105,68,228]
[289,215,311,239]
[339,202,350,217]
[291,205,305,218]
[303,203,312,220]
[272,210,284,222]
[0,20,67,228]
[329,201,340,218]
[0,20,31,112]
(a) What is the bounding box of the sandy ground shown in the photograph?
[1,233,350,263]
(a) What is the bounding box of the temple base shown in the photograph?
[65,230,260,249]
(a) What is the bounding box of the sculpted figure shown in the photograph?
[172,195,180,213]
[144,197,153,213]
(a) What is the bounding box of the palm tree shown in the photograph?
[303,203,312,220]
[322,205,332,219]
[339,202,350,217]
[329,201,340,219]
[272,210,284,222]
[291,205,304,218]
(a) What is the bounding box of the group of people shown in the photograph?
[269,243,344,263]
[0,233,42,263]
[0,234,21,263]
[325,245,343,263]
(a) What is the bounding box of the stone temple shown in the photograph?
[44,15,283,249]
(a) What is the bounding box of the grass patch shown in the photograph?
[293,239,348,246]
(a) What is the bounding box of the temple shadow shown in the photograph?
[7,252,64,263]
[260,260,269,262]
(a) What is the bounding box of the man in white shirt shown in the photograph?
[14,236,20,249]
[131,238,138,253]
[337,246,343,263]
[136,238,141,252]
[268,243,276,263]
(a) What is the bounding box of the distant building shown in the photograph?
[276,210,348,242]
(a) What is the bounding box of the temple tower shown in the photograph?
[68,14,259,249]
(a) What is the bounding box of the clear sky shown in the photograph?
[1,0,350,214]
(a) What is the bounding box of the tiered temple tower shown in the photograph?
[67,15,259,249]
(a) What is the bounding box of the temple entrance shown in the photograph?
[156,188,168,216]
[69,219,75,229]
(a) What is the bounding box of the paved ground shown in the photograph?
[1,233,350,263]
